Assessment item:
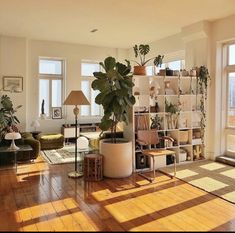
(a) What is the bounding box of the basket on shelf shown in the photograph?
[179,130,189,144]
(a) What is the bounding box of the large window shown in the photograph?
[223,43,235,156]
[38,58,64,118]
[80,61,103,117]
[225,45,235,128]
[146,59,185,76]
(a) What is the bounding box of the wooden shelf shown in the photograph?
[132,74,206,171]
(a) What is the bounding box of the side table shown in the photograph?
[0,145,33,174]
[31,131,42,139]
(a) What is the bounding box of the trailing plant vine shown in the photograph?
[196,65,211,144]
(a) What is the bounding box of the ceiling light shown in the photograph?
[90,29,98,33]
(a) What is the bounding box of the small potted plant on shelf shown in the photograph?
[92,56,136,178]
[132,44,164,75]
[165,99,180,129]
[150,115,163,130]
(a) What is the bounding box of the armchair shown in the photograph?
[136,129,176,182]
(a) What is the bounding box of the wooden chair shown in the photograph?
[136,129,176,182]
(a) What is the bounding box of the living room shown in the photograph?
[1,0,235,231]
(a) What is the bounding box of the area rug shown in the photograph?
[41,145,84,164]
[159,160,235,204]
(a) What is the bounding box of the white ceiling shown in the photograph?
[0,0,235,48]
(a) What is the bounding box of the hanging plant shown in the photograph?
[196,65,211,143]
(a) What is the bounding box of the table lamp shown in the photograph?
[63,90,90,178]
[31,119,40,132]
[5,132,21,150]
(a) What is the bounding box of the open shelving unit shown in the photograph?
[131,74,206,172]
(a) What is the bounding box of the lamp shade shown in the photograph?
[5,132,21,150]
[64,90,90,106]
[31,120,40,128]
[5,132,21,140]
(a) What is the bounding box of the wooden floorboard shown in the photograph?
[0,155,235,231]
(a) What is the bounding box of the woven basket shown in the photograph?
[179,130,189,144]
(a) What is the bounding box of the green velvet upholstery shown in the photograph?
[0,132,40,162]
[36,133,64,150]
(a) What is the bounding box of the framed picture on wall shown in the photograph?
[52,107,62,119]
[3,76,23,92]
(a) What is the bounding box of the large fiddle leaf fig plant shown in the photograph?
[0,95,22,140]
[92,56,135,143]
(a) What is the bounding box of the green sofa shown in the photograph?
[0,132,40,162]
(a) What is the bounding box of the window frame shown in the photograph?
[80,61,103,118]
[224,43,235,129]
[38,57,65,118]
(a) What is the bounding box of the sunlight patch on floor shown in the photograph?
[222,191,235,202]
[171,169,198,179]
[200,162,226,171]
[190,177,228,192]
[220,169,235,179]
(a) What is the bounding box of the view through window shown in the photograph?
[146,59,185,76]
[38,58,64,118]
[81,61,102,117]
[227,45,235,128]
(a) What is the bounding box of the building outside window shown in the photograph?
[80,61,103,117]
[38,58,65,118]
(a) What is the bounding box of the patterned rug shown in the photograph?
[41,145,84,164]
[159,160,235,204]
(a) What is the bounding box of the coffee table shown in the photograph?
[0,145,33,173]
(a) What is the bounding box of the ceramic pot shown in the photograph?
[133,66,146,75]
[100,139,133,178]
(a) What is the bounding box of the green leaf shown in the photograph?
[133,45,138,58]
[139,44,150,55]
[104,57,116,71]
[99,118,112,131]
[93,72,106,79]
[91,79,108,91]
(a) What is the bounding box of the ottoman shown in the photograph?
[37,133,64,150]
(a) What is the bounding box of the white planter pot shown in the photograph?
[100,139,133,178]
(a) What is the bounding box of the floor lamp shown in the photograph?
[63,90,90,178]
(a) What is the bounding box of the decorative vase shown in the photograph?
[133,66,146,75]
[40,114,47,120]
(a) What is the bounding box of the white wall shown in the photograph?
[0,36,27,131]
[2,13,235,155]
[210,14,235,159]
[0,36,128,133]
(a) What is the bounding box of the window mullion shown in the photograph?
[50,79,52,118]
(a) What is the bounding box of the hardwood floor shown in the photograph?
[1,155,235,231]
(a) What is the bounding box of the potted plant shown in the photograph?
[165,99,180,129]
[0,95,22,141]
[132,44,164,75]
[92,56,136,178]
[150,115,163,130]
[196,65,211,144]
